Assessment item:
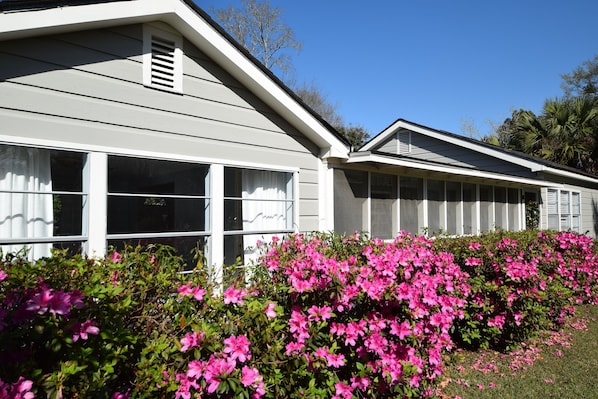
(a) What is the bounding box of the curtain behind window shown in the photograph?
[0,145,53,258]
[241,169,290,263]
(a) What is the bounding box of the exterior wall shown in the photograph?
[377,129,537,178]
[0,23,324,263]
[539,176,598,238]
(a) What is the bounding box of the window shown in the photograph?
[0,144,86,258]
[547,188,581,232]
[107,156,209,269]
[224,167,294,267]
[462,183,477,234]
[143,25,183,93]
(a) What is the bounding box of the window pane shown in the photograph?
[107,196,207,233]
[371,173,397,239]
[109,236,206,272]
[547,189,559,230]
[108,156,208,196]
[225,168,293,233]
[334,169,368,235]
[0,145,85,259]
[400,177,423,235]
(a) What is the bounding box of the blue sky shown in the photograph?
[196,1,598,139]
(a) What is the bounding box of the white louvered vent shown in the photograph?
[150,36,176,89]
[143,26,182,93]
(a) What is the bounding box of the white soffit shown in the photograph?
[347,152,558,187]
[0,0,349,159]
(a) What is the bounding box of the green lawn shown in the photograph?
[440,305,598,399]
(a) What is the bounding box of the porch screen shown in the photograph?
[400,177,423,235]
[371,173,397,239]
[427,180,445,235]
[479,185,493,232]
[334,169,368,236]
[462,183,477,234]
[446,181,461,235]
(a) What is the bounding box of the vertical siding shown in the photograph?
[0,23,322,231]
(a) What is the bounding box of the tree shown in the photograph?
[561,54,598,98]
[213,0,302,78]
[493,98,598,172]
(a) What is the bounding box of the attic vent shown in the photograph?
[150,36,176,88]
[143,26,182,93]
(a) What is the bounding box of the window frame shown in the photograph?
[547,188,581,232]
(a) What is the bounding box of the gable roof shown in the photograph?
[0,0,350,158]
[359,118,598,185]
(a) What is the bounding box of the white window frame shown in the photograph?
[546,188,581,232]
[143,25,183,93]
[0,143,89,257]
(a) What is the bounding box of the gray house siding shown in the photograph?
[0,23,322,231]
[377,129,536,178]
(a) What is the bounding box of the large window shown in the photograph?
[224,167,294,267]
[107,156,209,268]
[547,188,581,232]
[0,144,86,258]
[462,183,477,234]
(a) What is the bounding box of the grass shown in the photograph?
[439,305,598,399]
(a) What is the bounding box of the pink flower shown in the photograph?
[307,305,332,321]
[72,320,100,342]
[241,366,260,387]
[26,285,53,314]
[264,303,277,319]
[177,283,205,302]
[223,286,248,305]
[186,360,204,379]
[0,269,7,282]
[111,390,131,399]
[180,331,205,352]
[223,335,251,362]
[111,251,123,263]
[332,381,353,399]
[468,242,481,251]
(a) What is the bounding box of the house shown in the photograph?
[2,0,598,273]
[0,0,349,271]
[330,119,598,239]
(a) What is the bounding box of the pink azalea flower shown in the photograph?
[0,269,7,282]
[26,285,53,314]
[180,331,205,352]
[49,290,72,316]
[223,335,251,362]
[264,303,277,319]
[240,366,260,387]
[186,360,204,379]
[332,381,353,399]
[111,251,123,263]
[72,320,100,342]
[223,286,247,305]
[111,389,131,399]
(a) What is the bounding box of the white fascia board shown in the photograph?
[539,166,598,185]
[347,152,558,188]
[362,120,544,171]
[0,0,349,160]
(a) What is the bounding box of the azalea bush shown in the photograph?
[434,230,598,351]
[1,229,597,398]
